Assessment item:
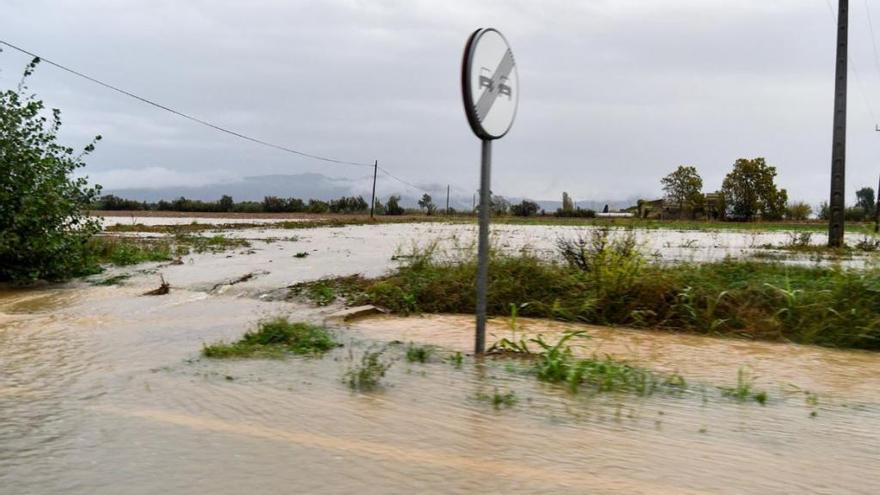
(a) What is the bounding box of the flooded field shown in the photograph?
[3,219,880,494]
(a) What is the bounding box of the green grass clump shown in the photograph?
[202,318,338,358]
[357,230,880,351]
[344,349,392,391]
[179,234,250,254]
[287,276,368,307]
[446,351,464,368]
[720,367,768,405]
[493,330,685,396]
[476,388,518,409]
[87,236,173,266]
[405,343,434,363]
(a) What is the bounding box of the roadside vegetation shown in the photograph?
[202,318,338,358]
[330,230,880,351]
[1,57,103,283]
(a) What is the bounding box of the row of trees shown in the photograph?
[661,158,788,220]
[661,159,880,222]
[96,194,377,215]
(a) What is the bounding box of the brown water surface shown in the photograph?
[2,223,880,494]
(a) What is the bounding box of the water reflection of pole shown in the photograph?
[475,140,492,355]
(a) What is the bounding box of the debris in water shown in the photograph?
[210,271,268,292]
[327,305,387,321]
[142,275,170,296]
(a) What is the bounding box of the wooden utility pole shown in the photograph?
[828,0,848,247]
[446,185,450,215]
[369,160,378,219]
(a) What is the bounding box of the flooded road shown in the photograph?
[2,222,880,494]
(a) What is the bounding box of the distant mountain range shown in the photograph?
[106,173,639,211]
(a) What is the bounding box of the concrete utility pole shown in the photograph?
[828,0,849,247]
[369,160,378,219]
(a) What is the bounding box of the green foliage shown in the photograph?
[720,367,768,405]
[446,351,464,368]
[476,388,518,409]
[661,165,704,216]
[855,187,875,216]
[87,237,173,266]
[344,348,393,391]
[202,318,338,358]
[359,241,880,351]
[418,193,436,215]
[721,158,788,221]
[510,200,540,217]
[0,57,103,282]
[287,275,368,306]
[492,330,685,396]
[181,234,250,254]
[385,195,405,216]
[561,192,574,213]
[785,201,812,221]
[405,343,434,363]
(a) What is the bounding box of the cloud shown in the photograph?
[82,167,237,190]
[3,0,877,205]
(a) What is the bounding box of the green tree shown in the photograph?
[1,57,103,282]
[720,158,788,221]
[418,193,436,215]
[561,192,574,213]
[785,201,812,221]
[385,195,404,215]
[510,200,539,217]
[856,187,875,216]
[660,165,703,217]
[219,195,234,212]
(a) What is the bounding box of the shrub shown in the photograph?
[0,57,103,282]
[344,348,393,391]
[785,201,812,221]
[202,318,338,358]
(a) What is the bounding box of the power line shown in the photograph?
[863,0,880,79]
[823,0,879,122]
[0,39,373,168]
[377,166,433,193]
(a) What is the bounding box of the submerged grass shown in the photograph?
[87,236,175,266]
[476,388,518,409]
[202,318,338,358]
[85,233,249,271]
[344,348,393,391]
[405,343,434,363]
[492,330,687,396]
[720,367,768,405]
[357,230,880,351]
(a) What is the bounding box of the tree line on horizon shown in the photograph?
[94,194,410,215]
[656,158,879,222]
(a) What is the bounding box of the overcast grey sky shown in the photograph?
[2,0,880,204]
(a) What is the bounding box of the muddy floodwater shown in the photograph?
[2,220,880,494]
